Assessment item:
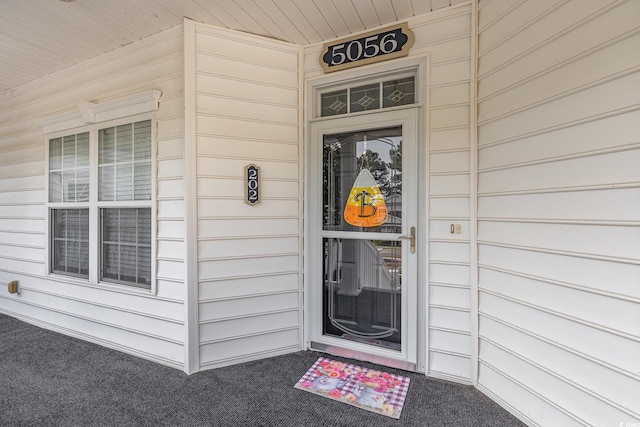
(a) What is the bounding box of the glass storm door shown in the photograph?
[308,108,419,370]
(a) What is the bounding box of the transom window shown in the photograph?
[48,119,153,290]
[319,75,415,117]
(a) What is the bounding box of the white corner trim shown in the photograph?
[38,89,162,134]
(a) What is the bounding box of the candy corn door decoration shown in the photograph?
[344,168,388,227]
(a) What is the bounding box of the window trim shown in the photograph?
[44,111,157,295]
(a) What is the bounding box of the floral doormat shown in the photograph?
[294,357,410,419]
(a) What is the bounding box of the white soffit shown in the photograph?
[0,0,468,95]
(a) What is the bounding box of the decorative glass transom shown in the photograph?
[320,76,415,117]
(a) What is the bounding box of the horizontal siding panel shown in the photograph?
[197,136,298,161]
[195,31,298,71]
[478,0,626,78]
[0,175,44,192]
[156,259,185,282]
[431,105,470,129]
[431,60,471,86]
[481,268,639,338]
[413,13,471,44]
[157,240,185,260]
[478,221,640,260]
[412,36,471,65]
[199,310,298,343]
[479,244,640,298]
[0,244,42,261]
[0,161,44,179]
[0,145,43,166]
[480,292,640,374]
[430,306,470,331]
[199,273,299,301]
[478,109,640,166]
[197,199,299,218]
[430,285,470,310]
[0,218,43,234]
[430,328,471,356]
[155,279,184,302]
[479,0,640,98]
[196,115,298,143]
[196,74,298,106]
[157,158,184,179]
[429,351,471,379]
[478,0,559,52]
[0,231,42,247]
[16,288,184,342]
[479,32,640,122]
[479,71,640,144]
[0,190,43,206]
[157,178,184,199]
[478,362,580,427]
[198,218,298,239]
[156,116,184,141]
[198,236,298,259]
[157,199,184,218]
[0,203,44,218]
[430,241,471,263]
[430,127,470,151]
[430,82,470,107]
[478,188,640,222]
[430,197,470,218]
[430,151,470,173]
[199,292,299,322]
[196,94,298,125]
[430,263,470,287]
[196,158,298,180]
[196,54,298,89]
[479,149,640,194]
[156,220,184,240]
[430,173,470,196]
[199,255,299,281]
[157,137,183,159]
[199,328,298,364]
[0,298,184,365]
[480,339,634,425]
[482,316,640,413]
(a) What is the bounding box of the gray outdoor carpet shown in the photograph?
[0,313,525,426]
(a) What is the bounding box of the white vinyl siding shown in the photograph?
[303,4,474,382]
[190,22,302,370]
[0,26,186,369]
[477,0,640,425]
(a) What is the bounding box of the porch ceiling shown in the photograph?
[0,0,467,95]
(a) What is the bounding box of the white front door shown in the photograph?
[307,107,421,371]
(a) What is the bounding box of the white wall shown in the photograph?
[476,0,640,424]
[189,22,302,370]
[0,26,187,369]
[303,4,475,382]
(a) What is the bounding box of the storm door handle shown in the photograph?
[397,226,416,254]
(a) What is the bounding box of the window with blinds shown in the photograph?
[48,119,153,290]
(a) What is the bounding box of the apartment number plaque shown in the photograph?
[245,164,260,205]
[320,22,414,73]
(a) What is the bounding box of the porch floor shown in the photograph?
[0,313,524,426]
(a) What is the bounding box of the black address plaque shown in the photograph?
[320,22,414,73]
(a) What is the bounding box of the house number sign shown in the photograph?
[245,164,260,205]
[320,22,414,73]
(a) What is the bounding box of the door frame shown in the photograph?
[303,56,429,373]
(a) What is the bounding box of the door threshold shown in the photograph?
[310,341,417,372]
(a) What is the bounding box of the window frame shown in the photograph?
[45,112,157,294]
